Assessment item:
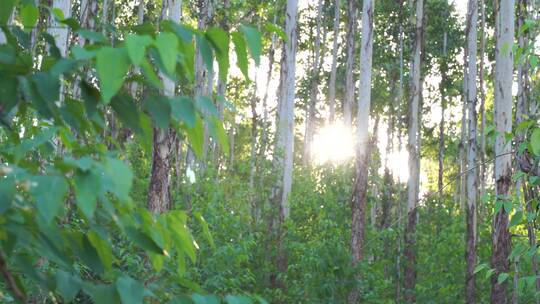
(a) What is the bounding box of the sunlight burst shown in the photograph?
[312,122,356,164]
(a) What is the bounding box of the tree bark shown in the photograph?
[437,32,447,200]
[343,0,357,126]
[270,0,298,289]
[328,0,340,123]
[404,0,424,301]
[147,0,182,213]
[348,0,374,301]
[479,0,487,201]
[491,0,514,300]
[516,0,540,298]
[465,0,478,301]
[303,0,325,165]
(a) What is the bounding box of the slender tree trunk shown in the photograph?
[438,32,447,199]
[343,0,357,126]
[404,0,424,301]
[303,0,325,165]
[186,0,212,173]
[516,0,540,298]
[491,0,514,300]
[147,0,182,213]
[249,70,260,222]
[270,0,298,289]
[395,5,405,302]
[348,0,374,301]
[465,0,478,301]
[479,0,487,201]
[328,0,340,123]
[460,56,468,213]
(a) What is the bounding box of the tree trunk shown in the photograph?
[49,0,72,57]
[270,0,298,289]
[328,0,340,123]
[516,0,540,298]
[465,0,478,301]
[491,0,514,300]
[348,0,374,301]
[147,0,182,213]
[186,0,212,170]
[404,0,424,301]
[438,32,447,199]
[343,0,357,126]
[303,0,325,165]
[479,0,487,201]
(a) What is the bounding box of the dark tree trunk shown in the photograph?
[148,128,175,213]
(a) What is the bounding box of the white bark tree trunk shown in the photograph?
[465,0,478,301]
[303,0,324,164]
[49,0,72,57]
[343,0,357,126]
[270,0,298,287]
[491,0,514,301]
[328,0,340,123]
[348,0,374,300]
[404,0,423,300]
[274,0,298,221]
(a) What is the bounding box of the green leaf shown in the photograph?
[143,95,171,129]
[77,29,108,43]
[241,25,262,66]
[170,97,196,128]
[198,36,214,73]
[192,294,220,304]
[0,176,16,213]
[231,31,249,79]
[0,73,18,116]
[154,32,178,76]
[74,169,101,219]
[497,272,509,284]
[485,268,495,280]
[196,96,219,117]
[503,201,513,213]
[509,211,523,227]
[125,227,163,254]
[103,157,133,202]
[20,4,39,31]
[149,252,165,272]
[185,115,204,158]
[193,211,214,248]
[110,94,142,134]
[0,0,18,24]
[209,117,229,155]
[71,45,97,60]
[225,295,253,304]
[30,175,68,223]
[96,47,130,103]
[14,127,57,162]
[84,283,121,304]
[264,23,287,41]
[206,27,229,80]
[141,58,163,88]
[473,263,487,274]
[88,230,113,273]
[530,128,540,156]
[116,276,145,304]
[32,72,60,104]
[125,34,153,66]
[56,271,82,302]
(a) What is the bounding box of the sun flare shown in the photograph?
[311,122,356,165]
